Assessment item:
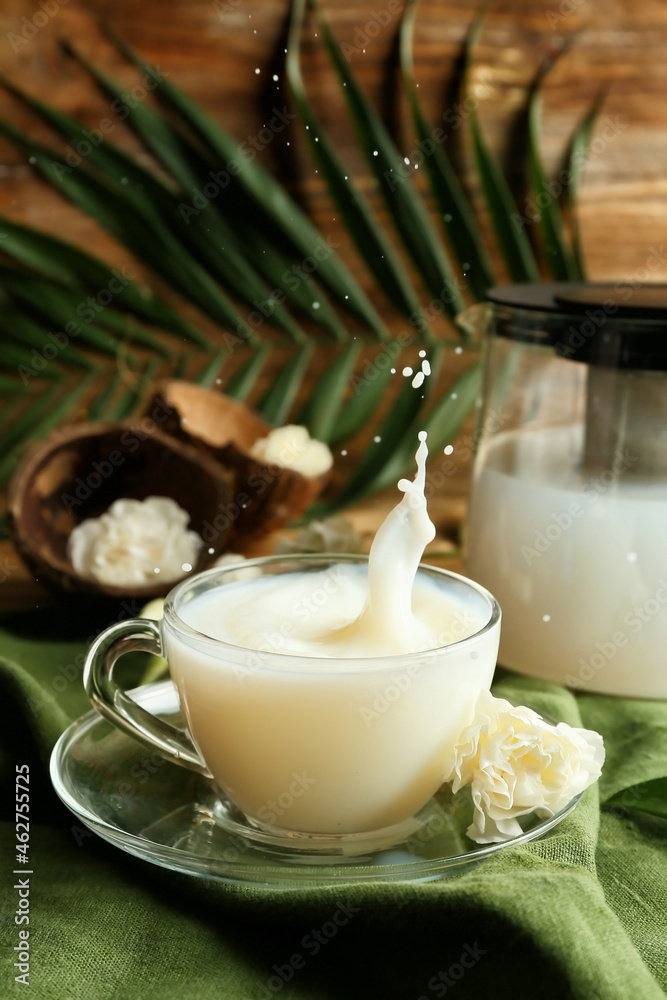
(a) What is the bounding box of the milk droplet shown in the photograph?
[373,150,379,156]
[402,366,413,377]
[374,435,381,443]
[341,449,348,456]
[419,349,426,358]
[542,614,551,622]
[390,368,396,374]
[272,74,279,81]
[312,301,320,309]
[182,563,193,573]
[421,359,431,376]
[404,156,410,165]
[254,68,261,74]
[412,371,425,389]
[444,445,454,455]
[153,567,161,575]
[208,548,215,555]
[454,346,463,354]
[451,392,458,400]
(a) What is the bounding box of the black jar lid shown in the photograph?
[485,282,667,370]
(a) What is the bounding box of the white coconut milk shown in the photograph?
[464,423,667,697]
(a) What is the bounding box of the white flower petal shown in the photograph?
[445,691,605,844]
[249,424,333,477]
[68,496,203,588]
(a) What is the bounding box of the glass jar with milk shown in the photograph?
[464,283,667,698]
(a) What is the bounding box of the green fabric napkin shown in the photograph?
[1,611,666,1000]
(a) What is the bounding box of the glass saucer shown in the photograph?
[50,681,581,889]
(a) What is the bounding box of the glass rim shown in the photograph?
[161,553,501,668]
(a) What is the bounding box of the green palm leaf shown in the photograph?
[464,15,540,283]
[298,341,362,443]
[400,0,495,300]
[0,218,210,345]
[316,5,466,324]
[0,118,258,343]
[5,79,312,344]
[527,55,580,281]
[566,90,605,279]
[62,45,348,342]
[258,344,314,427]
[0,5,602,519]
[287,0,423,332]
[104,27,388,338]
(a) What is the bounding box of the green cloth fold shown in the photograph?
[1,617,666,1000]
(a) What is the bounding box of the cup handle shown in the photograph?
[83,618,211,776]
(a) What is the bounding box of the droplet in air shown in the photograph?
[312,302,320,309]
[182,563,193,573]
[390,368,396,374]
[454,346,463,354]
[444,445,454,455]
[402,366,413,377]
[208,547,215,555]
[374,435,381,443]
[421,359,431,376]
[412,371,425,389]
[273,74,279,82]
[153,567,161,575]
[340,449,348,456]
[373,150,379,156]
[419,349,426,358]
[542,614,551,622]
[404,156,410,165]
[254,68,261,75]
[451,392,458,400]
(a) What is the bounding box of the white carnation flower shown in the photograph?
[68,496,202,588]
[249,425,333,477]
[444,690,605,844]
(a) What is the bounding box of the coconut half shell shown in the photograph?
[8,420,233,604]
[144,381,329,542]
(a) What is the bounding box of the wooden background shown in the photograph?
[1,0,667,607]
[1,0,667,287]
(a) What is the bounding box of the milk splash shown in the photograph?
[184,432,464,656]
[338,431,437,654]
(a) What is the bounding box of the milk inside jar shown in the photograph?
[463,282,667,698]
